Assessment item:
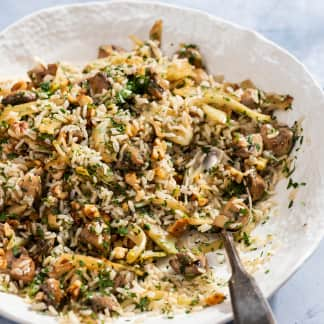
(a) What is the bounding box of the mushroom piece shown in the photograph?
[98,45,125,59]
[79,222,110,254]
[90,294,120,312]
[169,252,208,277]
[177,44,203,68]
[240,88,259,109]
[87,72,111,96]
[19,172,42,202]
[147,76,165,99]
[28,63,58,87]
[214,197,249,231]
[113,270,135,289]
[9,251,35,284]
[260,124,293,157]
[41,278,64,306]
[116,145,146,171]
[202,147,228,171]
[233,133,263,158]
[2,91,37,106]
[247,172,266,201]
[261,93,293,113]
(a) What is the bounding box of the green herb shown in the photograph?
[126,74,150,94]
[224,181,246,197]
[36,225,44,238]
[117,226,128,236]
[143,224,151,231]
[79,260,86,267]
[7,153,18,160]
[111,119,126,133]
[242,232,251,246]
[136,297,149,312]
[98,270,113,290]
[201,146,210,153]
[265,269,270,274]
[287,178,306,189]
[239,208,248,216]
[12,246,20,257]
[0,212,7,222]
[40,81,51,93]
[116,88,132,105]
[37,133,54,141]
[288,200,294,208]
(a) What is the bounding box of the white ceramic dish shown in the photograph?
[0,1,324,323]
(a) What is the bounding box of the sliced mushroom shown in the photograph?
[79,222,110,254]
[261,93,293,113]
[29,238,55,263]
[8,121,28,139]
[28,63,57,87]
[42,278,64,306]
[113,270,135,289]
[260,124,293,157]
[117,145,146,171]
[169,252,207,277]
[19,172,42,201]
[98,45,125,59]
[9,251,35,284]
[247,172,266,201]
[214,197,249,230]
[177,44,203,68]
[147,75,165,99]
[240,88,259,108]
[87,72,111,95]
[2,91,37,106]
[233,133,263,158]
[90,294,120,312]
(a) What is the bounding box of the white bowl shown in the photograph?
[0,1,324,323]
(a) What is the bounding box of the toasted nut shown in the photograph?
[83,204,100,218]
[78,95,93,106]
[197,196,208,207]
[122,202,129,212]
[154,166,168,180]
[151,138,167,160]
[204,292,225,306]
[126,123,139,137]
[111,247,128,260]
[67,278,82,299]
[125,173,140,191]
[48,213,59,230]
[71,201,81,211]
[51,184,68,200]
[11,81,27,92]
[167,218,189,237]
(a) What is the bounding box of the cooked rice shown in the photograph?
[0,20,296,322]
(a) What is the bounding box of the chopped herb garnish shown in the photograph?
[117,226,128,236]
[136,296,149,312]
[242,232,251,246]
[288,200,294,208]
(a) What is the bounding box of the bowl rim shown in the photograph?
[0,1,324,323]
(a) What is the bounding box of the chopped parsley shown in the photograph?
[136,296,149,312]
[242,232,251,246]
[117,226,128,236]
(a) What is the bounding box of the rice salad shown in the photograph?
[0,21,297,322]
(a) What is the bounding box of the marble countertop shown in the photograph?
[0,1,323,323]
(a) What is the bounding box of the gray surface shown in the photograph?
[0,1,324,323]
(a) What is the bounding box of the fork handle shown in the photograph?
[222,230,277,324]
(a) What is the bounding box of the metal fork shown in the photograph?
[221,230,277,324]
